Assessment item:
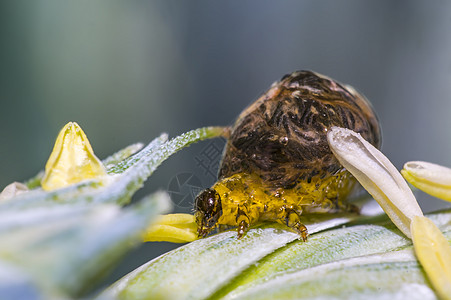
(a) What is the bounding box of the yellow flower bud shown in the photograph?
[142,213,198,243]
[41,122,106,191]
[402,161,451,202]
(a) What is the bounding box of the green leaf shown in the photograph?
[235,251,433,300]
[0,134,167,210]
[0,260,49,300]
[0,192,171,298]
[100,200,392,299]
[103,143,144,170]
[1,126,224,210]
[102,206,451,300]
[23,142,144,190]
[0,127,225,298]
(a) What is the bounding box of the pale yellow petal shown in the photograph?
[0,182,29,201]
[41,122,106,191]
[402,161,451,202]
[326,127,423,238]
[142,213,198,243]
[411,216,451,300]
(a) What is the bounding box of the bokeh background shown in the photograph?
[1,0,451,289]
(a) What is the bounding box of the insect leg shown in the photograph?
[197,221,210,238]
[236,205,251,238]
[283,207,308,241]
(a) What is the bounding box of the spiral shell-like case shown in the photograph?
[219,70,381,189]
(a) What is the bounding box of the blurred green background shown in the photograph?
[1,0,451,288]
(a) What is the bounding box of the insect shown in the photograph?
[194,70,381,240]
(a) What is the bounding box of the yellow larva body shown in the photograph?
[213,170,356,239]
